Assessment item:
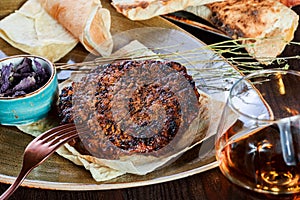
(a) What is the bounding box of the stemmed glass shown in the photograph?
[216,69,300,194]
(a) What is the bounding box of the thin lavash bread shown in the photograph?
[111,0,223,20]
[0,0,78,62]
[38,0,113,56]
[186,0,299,64]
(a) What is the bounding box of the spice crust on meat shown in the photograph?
[58,60,202,159]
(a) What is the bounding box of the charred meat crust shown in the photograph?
[58,60,200,159]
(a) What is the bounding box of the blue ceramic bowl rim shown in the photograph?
[0,55,56,100]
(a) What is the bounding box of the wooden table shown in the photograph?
[2,168,297,200]
[1,2,300,200]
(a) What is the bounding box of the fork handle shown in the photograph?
[0,166,31,200]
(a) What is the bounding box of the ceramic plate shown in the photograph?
[0,0,240,190]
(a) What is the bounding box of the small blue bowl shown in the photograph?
[0,55,58,125]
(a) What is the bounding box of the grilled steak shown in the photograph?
[58,60,201,159]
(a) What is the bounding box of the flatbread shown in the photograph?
[111,0,223,20]
[0,0,78,62]
[186,0,299,64]
[38,0,113,56]
[16,40,217,181]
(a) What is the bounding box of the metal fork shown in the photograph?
[0,123,80,200]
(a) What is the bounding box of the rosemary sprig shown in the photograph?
[54,34,300,99]
[56,39,287,68]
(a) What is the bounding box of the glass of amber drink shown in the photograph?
[216,69,300,194]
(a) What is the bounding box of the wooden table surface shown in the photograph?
[1,2,300,200]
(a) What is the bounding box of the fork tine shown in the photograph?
[30,123,90,149]
[45,130,78,153]
[41,124,77,143]
[25,124,76,152]
[49,129,77,147]
[32,123,75,142]
[49,125,90,148]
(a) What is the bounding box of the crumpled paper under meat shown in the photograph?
[17,40,229,181]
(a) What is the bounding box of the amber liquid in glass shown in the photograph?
[218,123,300,194]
